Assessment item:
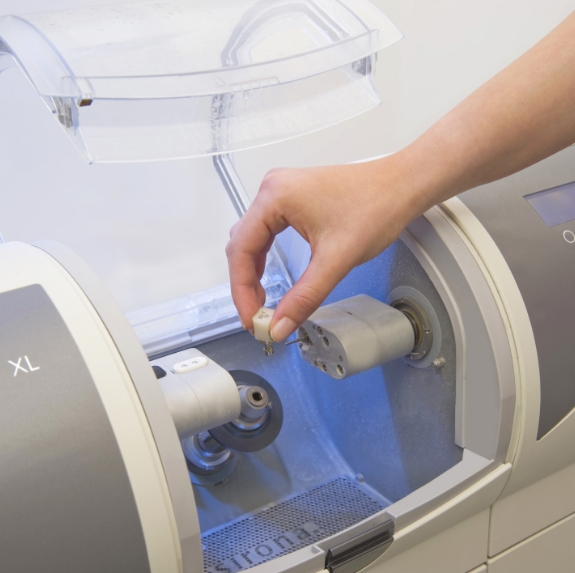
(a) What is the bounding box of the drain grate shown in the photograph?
[202,476,386,573]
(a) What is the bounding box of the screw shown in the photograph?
[285,328,312,347]
[432,357,446,372]
[264,342,274,357]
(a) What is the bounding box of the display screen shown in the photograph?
[525,180,575,227]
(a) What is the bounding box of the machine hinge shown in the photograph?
[325,520,394,573]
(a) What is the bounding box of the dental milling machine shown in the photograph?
[0,2,574,573]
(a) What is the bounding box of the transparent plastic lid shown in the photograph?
[0,0,401,162]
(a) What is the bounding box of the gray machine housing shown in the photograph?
[5,149,575,573]
[0,173,520,573]
[460,151,575,439]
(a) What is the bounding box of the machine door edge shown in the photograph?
[31,240,203,573]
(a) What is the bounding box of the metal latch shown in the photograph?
[325,520,394,573]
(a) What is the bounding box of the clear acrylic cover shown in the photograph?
[0,0,401,162]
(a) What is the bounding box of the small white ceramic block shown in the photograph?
[253,308,275,343]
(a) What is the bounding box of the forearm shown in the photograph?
[395,10,575,214]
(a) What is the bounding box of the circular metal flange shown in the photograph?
[181,432,238,486]
[208,370,283,453]
[388,286,443,369]
[234,385,269,430]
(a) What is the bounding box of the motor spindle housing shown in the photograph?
[295,294,438,379]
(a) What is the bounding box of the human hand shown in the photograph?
[230,10,575,342]
[226,153,428,342]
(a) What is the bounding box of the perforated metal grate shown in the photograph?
[202,476,386,573]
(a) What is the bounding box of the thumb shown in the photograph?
[270,246,350,342]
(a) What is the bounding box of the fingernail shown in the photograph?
[271,317,297,342]
[249,328,254,336]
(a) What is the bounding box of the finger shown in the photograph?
[270,243,351,341]
[229,219,242,239]
[227,210,287,329]
[227,246,266,329]
[255,235,275,280]
[255,281,267,308]
[227,220,267,328]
